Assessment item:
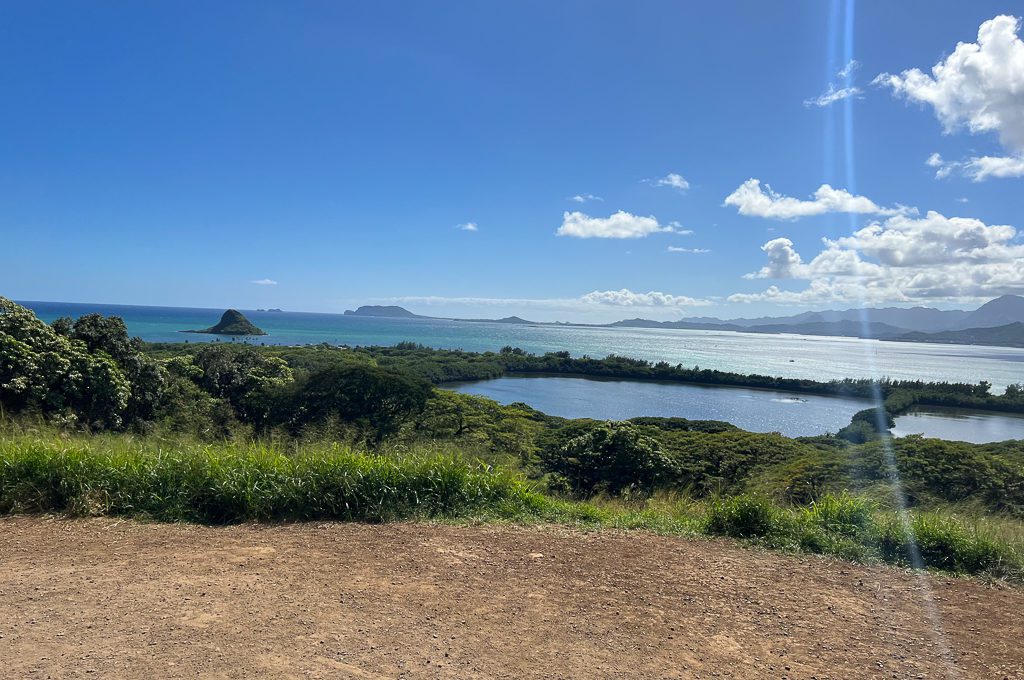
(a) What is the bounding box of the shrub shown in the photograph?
[705,494,785,538]
[538,421,675,496]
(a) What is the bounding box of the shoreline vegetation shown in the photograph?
[2,296,1023,581]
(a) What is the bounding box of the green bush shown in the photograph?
[705,494,786,538]
[801,492,876,538]
[875,512,1016,575]
[538,421,675,496]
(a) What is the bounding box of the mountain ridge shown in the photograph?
[338,296,1024,347]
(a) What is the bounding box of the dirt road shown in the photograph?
[1,517,1021,679]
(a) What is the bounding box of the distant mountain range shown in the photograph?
[343,296,1024,348]
[670,294,1024,333]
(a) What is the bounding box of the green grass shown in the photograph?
[1,433,1021,581]
[0,435,545,523]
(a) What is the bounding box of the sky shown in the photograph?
[3,1,1024,322]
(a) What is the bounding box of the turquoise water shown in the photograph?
[447,375,870,438]
[19,300,1024,390]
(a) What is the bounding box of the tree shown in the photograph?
[187,345,293,424]
[291,364,431,441]
[538,421,674,496]
[0,297,132,428]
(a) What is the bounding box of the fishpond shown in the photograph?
[449,376,1024,442]
[891,406,1024,444]
[447,375,871,438]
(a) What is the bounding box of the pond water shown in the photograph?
[446,375,872,438]
[891,407,1024,444]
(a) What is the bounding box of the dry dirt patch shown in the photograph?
[1,516,1022,679]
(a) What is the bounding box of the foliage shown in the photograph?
[1,298,139,429]
[538,421,675,496]
[0,436,538,523]
[410,390,544,461]
[1,433,1020,579]
[281,364,432,442]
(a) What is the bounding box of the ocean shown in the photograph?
[19,300,1024,391]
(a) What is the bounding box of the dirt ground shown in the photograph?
[1,517,1022,679]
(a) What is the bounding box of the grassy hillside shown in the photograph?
[1,432,1020,580]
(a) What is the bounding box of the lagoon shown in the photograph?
[891,406,1024,444]
[447,375,872,438]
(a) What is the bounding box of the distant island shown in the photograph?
[344,305,430,319]
[459,315,537,325]
[344,306,537,325]
[338,295,1024,348]
[256,308,283,313]
[182,309,266,336]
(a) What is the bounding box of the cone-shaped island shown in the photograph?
[182,309,266,336]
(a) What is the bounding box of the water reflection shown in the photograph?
[891,407,1024,444]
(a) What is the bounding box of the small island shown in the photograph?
[182,309,267,336]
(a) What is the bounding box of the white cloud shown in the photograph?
[804,84,863,108]
[557,210,676,239]
[963,155,1024,181]
[956,197,969,203]
[833,211,1023,266]
[570,193,603,203]
[732,211,1024,304]
[742,238,882,280]
[650,173,690,191]
[926,151,1024,181]
[457,222,478,232]
[805,60,864,107]
[250,279,278,285]
[875,15,1024,153]
[723,179,913,220]
[838,59,860,79]
[390,289,711,310]
[578,289,709,307]
[667,246,710,253]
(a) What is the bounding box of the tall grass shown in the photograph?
[1,434,1021,580]
[0,436,544,523]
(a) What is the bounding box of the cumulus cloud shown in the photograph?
[578,289,708,307]
[833,211,1023,266]
[457,222,478,232]
[667,246,710,253]
[649,173,690,191]
[926,151,1024,181]
[723,179,913,220]
[250,279,278,285]
[557,210,677,239]
[742,238,882,280]
[732,211,1024,303]
[875,15,1024,154]
[569,193,603,203]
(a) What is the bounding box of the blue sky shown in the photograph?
[3,1,1023,322]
